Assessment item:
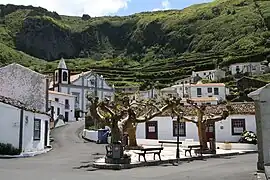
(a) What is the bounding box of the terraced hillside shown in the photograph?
[0,0,270,89]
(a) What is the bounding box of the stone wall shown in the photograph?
[0,64,48,112]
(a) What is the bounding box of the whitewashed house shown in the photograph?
[0,94,50,153]
[160,87,178,97]
[189,83,228,101]
[181,97,218,105]
[50,58,115,117]
[48,91,76,122]
[172,84,191,98]
[175,77,193,85]
[136,103,256,143]
[0,63,51,154]
[229,62,265,75]
[192,69,225,81]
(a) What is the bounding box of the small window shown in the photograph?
[55,72,58,82]
[33,119,41,141]
[208,87,212,93]
[63,71,68,82]
[214,88,219,95]
[55,98,59,102]
[209,72,212,74]
[57,108,60,115]
[197,88,202,97]
[173,121,186,137]
[65,99,69,105]
[231,119,246,135]
[204,72,206,75]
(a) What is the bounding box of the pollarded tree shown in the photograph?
[86,92,181,147]
[172,99,230,150]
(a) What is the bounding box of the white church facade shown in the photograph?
[49,58,115,118]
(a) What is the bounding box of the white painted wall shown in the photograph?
[49,91,75,121]
[229,62,263,75]
[56,72,114,116]
[50,101,65,120]
[0,102,21,148]
[136,115,256,143]
[0,102,50,153]
[190,84,226,100]
[192,70,216,79]
[22,112,50,152]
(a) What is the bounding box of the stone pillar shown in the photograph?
[254,101,264,170]
[249,84,270,170]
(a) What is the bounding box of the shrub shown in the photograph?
[238,131,257,145]
[0,143,21,155]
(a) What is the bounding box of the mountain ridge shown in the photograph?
[0,0,269,88]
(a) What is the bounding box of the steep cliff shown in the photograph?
[0,0,269,87]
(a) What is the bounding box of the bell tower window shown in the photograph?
[63,71,68,82]
[55,72,58,82]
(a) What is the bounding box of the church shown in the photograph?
[49,58,115,118]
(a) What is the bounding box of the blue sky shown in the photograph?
[117,0,213,16]
[1,0,213,17]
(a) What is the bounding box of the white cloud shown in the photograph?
[1,0,131,17]
[153,0,171,11]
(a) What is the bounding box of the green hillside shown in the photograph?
[0,0,270,89]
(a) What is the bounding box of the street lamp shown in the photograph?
[171,110,183,160]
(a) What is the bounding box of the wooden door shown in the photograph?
[145,121,158,139]
[206,123,215,141]
[64,112,69,122]
[44,121,49,147]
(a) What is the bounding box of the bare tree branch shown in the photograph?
[99,103,115,116]
[135,104,171,123]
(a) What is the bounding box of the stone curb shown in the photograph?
[93,150,258,170]
[82,136,97,143]
[0,148,53,159]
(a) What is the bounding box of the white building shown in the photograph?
[160,87,178,97]
[0,95,50,154]
[50,58,115,117]
[189,83,228,101]
[229,62,265,75]
[181,97,218,105]
[192,69,226,81]
[172,84,191,98]
[136,103,256,143]
[48,91,76,122]
[175,77,193,85]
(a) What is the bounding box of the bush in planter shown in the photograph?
[0,143,21,155]
[239,131,257,145]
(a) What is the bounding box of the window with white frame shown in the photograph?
[214,88,219,95]
[173,121,186,137]
[231,119,246,135]
[33,119,41,140]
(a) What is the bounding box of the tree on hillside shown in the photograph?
[172,99,230,150]
[86,93,181,147]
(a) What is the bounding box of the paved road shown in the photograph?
[0,121,260,180]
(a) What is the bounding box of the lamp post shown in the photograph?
[171,111,183,160]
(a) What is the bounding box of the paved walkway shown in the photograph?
[0,121,260,180]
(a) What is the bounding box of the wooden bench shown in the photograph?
[183,145,203,157]
[135,147,164,162]
[158,140,183,147]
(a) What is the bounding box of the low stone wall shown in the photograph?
[217,142,257,151]
[82,129,98,142]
